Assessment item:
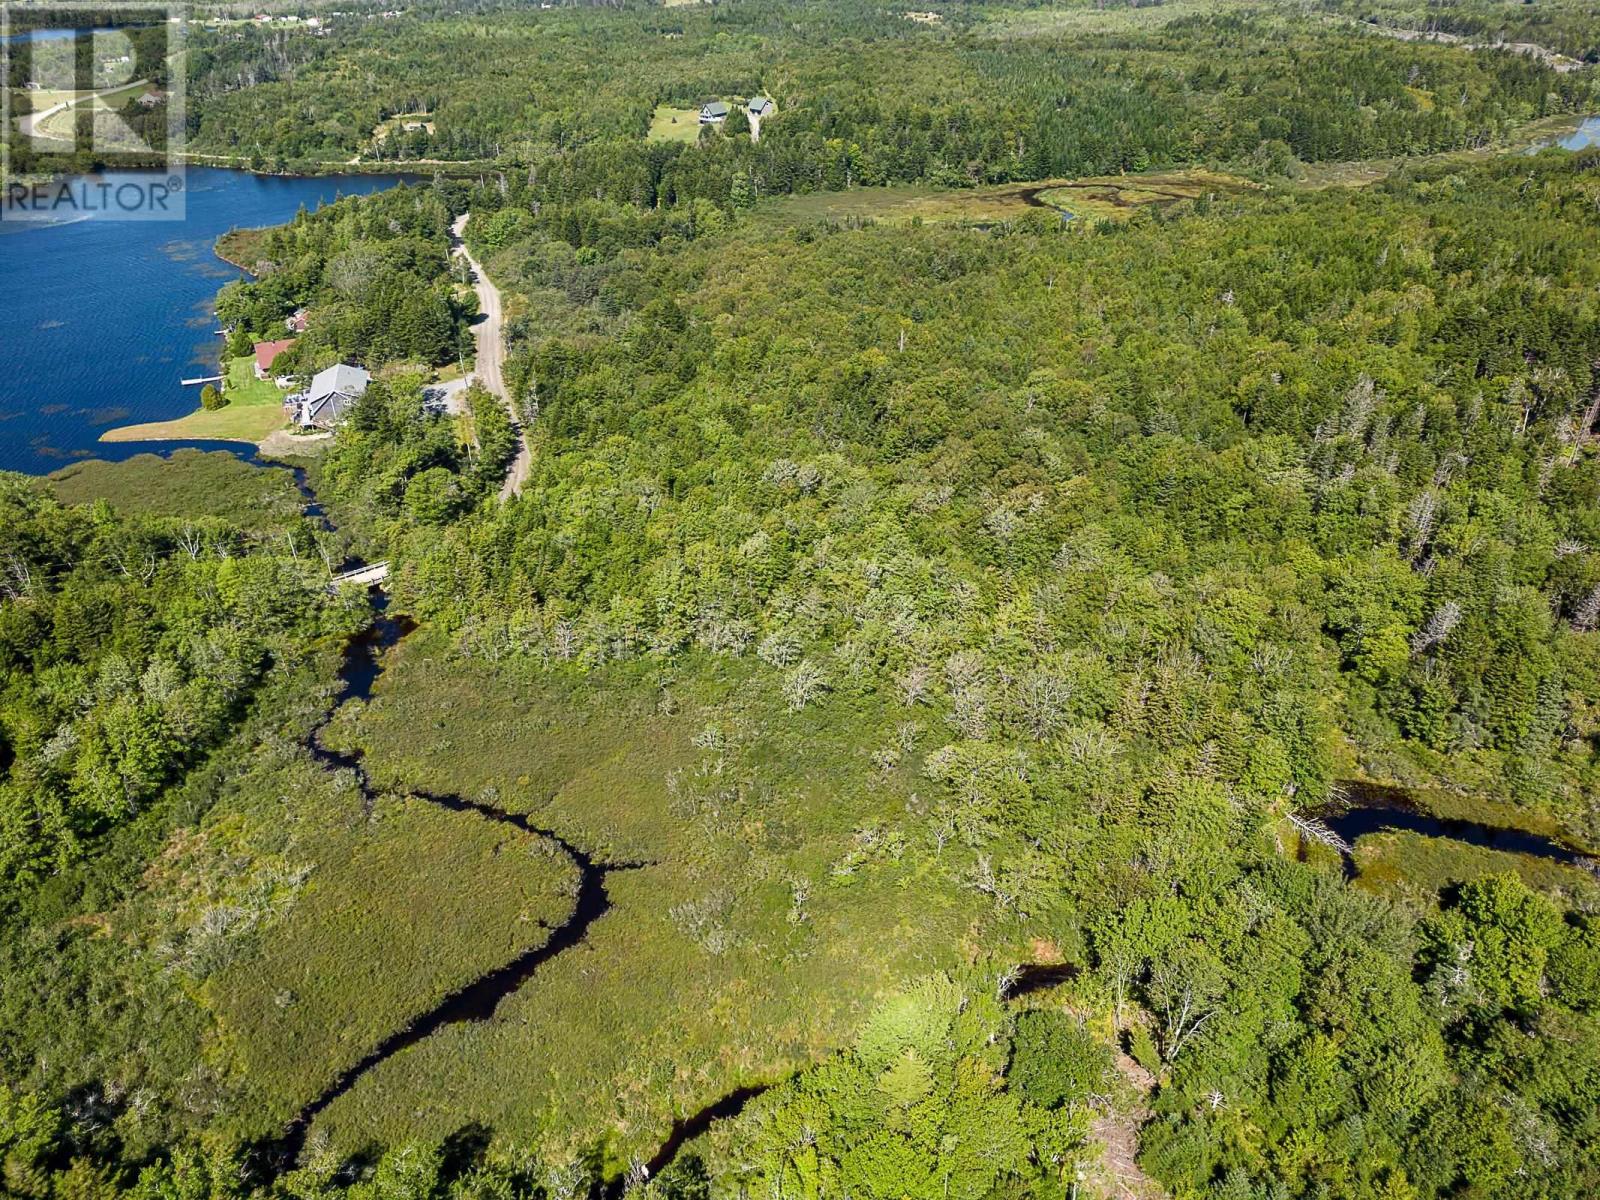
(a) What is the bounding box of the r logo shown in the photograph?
[2,4,188,221]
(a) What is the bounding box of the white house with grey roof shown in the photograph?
[286,363,370,429]
[699,100,730,125]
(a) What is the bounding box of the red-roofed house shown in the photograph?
[254,339,295,381]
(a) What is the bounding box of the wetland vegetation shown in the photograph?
[6,1,1600,1198]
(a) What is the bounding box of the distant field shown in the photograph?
[647,104,702,143]
[757,168,1255,228]
[48,449,306,526]
[32,80,150,140]
[980,0,1252,38]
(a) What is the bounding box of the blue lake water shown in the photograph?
[1530,114,1600,152]
[0,27,120,43]
[0,168,410,474]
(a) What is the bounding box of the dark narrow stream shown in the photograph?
[632,1086,771,1186]
[246,476,653,1173]
[1306,781,1597,879]
[254,591,642,1169]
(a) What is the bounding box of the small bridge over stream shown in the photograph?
[329,561,390,589]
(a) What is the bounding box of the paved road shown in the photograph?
[450,213,531,500]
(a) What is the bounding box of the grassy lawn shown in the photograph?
[102,356,290,445]
[647,104,702,144]
[33,80,152,140]
[225,352,290,405]
[100,405,289,444]
[295,638,996,1168]
[47,449,306,527]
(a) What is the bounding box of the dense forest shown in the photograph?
[174,0,1597,185]
[6,0,1600,1197]
[1316,0,1600,63]
[215,186,472,374]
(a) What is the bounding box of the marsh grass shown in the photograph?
[303,636,997,1168]
[1352,830,1600,909]
[48,449,306,527]
[755,169,1254,229]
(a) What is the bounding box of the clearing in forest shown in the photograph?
[647,104,703,143]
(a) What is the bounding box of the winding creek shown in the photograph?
[15,123,1600,1176]
[238,466,672,1170]
[261,478,776,1184]
[265,554,778,1185]
[1306,782,1597,880]
[259,583,646,1168]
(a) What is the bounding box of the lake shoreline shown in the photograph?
[0,167,413,474]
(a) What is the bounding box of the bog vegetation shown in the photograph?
[4,1,1600,1198]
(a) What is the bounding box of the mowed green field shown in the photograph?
[647,104,702,144]
[287,635,995,1169]
[102,356,291,445]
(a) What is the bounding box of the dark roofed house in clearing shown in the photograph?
[286,362,371,429]
[745,95,775,142]
[699,100,730,125]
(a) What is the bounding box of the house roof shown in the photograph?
[748,96,773,116]
[306,390,358,424]
[701,100,730,117]
[309,362,371,401]
[254,339,295,372]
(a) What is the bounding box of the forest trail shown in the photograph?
[450,213,531,500]
[1084,1052,1167,1200]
